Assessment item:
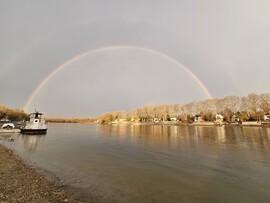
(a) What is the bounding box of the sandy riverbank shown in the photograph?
[0,144,91,203]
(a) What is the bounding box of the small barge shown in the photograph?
[20,111,47,134]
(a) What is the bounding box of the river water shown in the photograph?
[1,123,270,202]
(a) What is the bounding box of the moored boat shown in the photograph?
[0,123,20,133]
[20,111,47,134]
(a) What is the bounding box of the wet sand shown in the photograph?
[0,144,91,203]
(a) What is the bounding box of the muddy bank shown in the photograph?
[0,144,92,203]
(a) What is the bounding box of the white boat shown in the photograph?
[0,123,20,133]
[20,111,47,134]
[0,118,10,122]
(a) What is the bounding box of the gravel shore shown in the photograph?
[0,144,89,203]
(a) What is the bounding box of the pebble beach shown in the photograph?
[0,144,89,203]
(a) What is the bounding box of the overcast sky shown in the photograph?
[0,0,270,117]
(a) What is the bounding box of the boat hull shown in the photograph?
[20,128,47,135]
[0,129,20,133]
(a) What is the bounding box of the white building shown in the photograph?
[170,117,178,121]
[215,114,224,122]
[194,115,203,122]
[263,115,270,121]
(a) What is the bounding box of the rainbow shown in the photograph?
[23,45,213,112]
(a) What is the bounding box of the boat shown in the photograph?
[0,117,10,122]
[20,111,47,134]
[0,123,20,133]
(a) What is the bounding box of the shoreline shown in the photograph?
[94,121,270,127]
[0,144,92,203]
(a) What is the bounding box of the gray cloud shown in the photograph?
[0,0,269,116]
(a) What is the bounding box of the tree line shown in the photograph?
[1,93,269,123]
[98,93,270,123]
[0,105,96,123]
[47,118,96,123]
[0,105,28,121]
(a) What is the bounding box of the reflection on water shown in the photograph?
[0,133,45,152]
[21,134,45,151]
[0,124,270,203]
[97,124,270,150]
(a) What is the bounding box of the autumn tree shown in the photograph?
[259,93,270,114]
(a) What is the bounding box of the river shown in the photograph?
[1,123,270,202]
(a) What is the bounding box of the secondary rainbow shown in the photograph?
[23,45,213,112]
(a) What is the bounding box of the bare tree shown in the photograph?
[259,93,270,114]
